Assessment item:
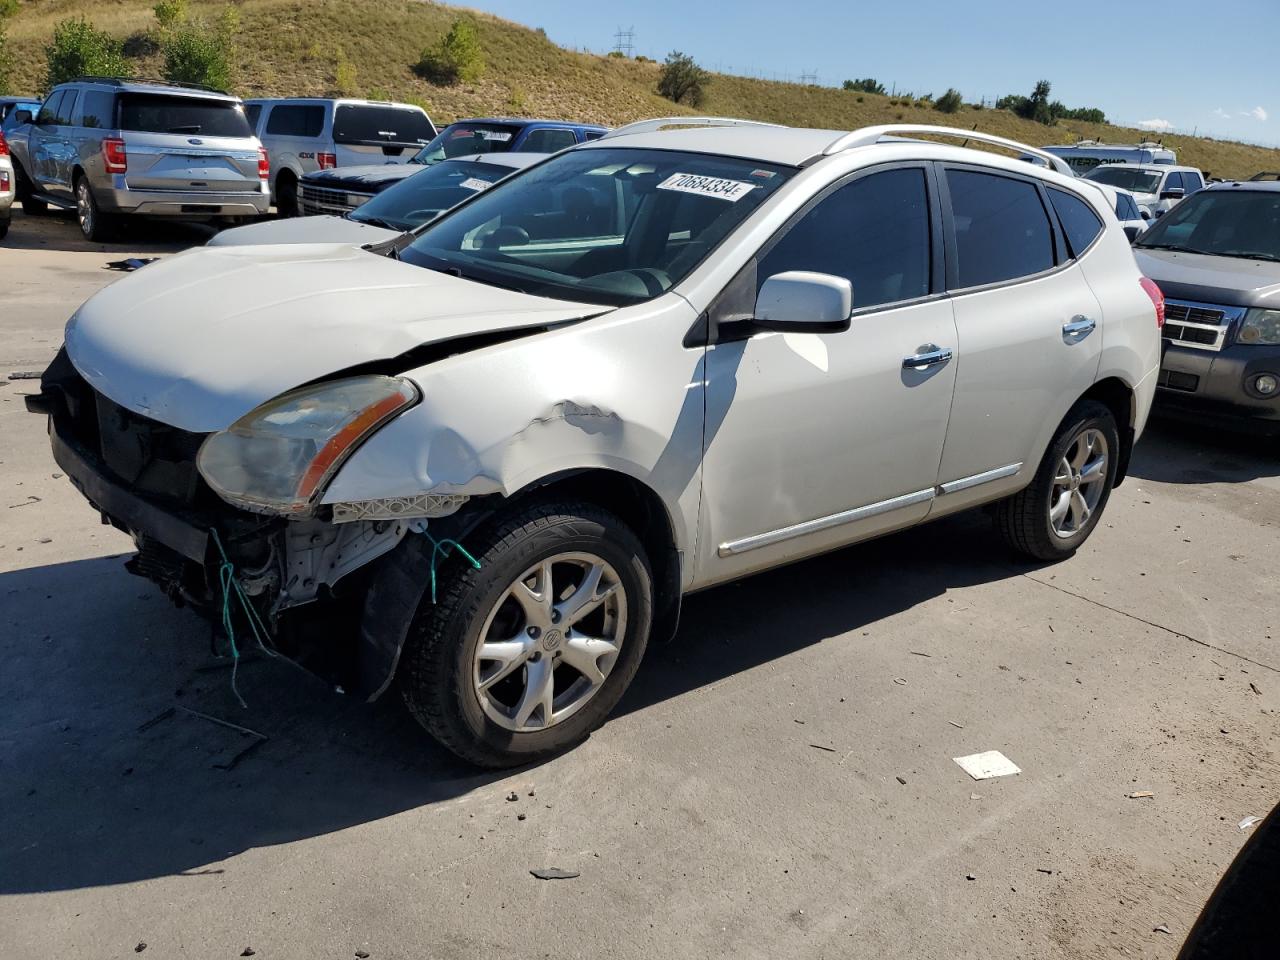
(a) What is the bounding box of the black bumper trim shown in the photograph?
[50,422,210,562]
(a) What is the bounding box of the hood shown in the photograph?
[1134,248,1280,308]
[205,215,400,247]
[302,164,418,191]
[66,243,606,432]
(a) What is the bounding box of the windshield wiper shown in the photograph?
[352,215,401,232]
[1136,242,1194,252]
[1212,251,1280,263]
[434,264,526,294]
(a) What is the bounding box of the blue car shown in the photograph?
[298,117,606,216]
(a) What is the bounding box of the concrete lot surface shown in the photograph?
[1,210,1277,959]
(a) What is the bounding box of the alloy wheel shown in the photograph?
[1049,427,1108,539]
[473,552,627,732]
[76,181,94,238]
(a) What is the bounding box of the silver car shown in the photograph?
[8,78,269,241]
[31,119,1161,767]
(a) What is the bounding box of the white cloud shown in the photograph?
[1137,118,1174,132]
[1213,107,1230,119]
[1246,106,1268,121]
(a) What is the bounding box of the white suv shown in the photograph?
[1085,163,1205,220]
[244,97,436,216]
[32,120,1162,767]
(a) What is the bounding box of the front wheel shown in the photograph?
[993,400,1120,561]
[399,500,653,768]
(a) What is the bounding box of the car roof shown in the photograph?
[446,151,546,170]
[584,124,848,166]
[1207,179,1280,194]
[64,78,237,101]
[244,97,426,110]
[446,117,607,131]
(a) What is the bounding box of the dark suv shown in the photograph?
[1135,180,1280,433]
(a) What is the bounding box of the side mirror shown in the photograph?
[1160,187,1185,200]
[720,271,852,341]
[1140,209,1152,221]
[14,109,32,125]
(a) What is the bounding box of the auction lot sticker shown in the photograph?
[459,177,493,192]
[657,172,757,201]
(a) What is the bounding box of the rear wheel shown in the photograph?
[275,171,299,217]
[993,400,1119,561]
[399,500,653,768]
[76,176,118,242]
[0,214,9,240]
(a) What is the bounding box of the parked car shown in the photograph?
[1085,163,1205,220]
[0,96,42,133]
[244,98,436,216]
[1085,180,1149,241]
[1134,180,1280,434]
[298,118,606,217]
[0,129,13,240]
[209,152,543,247]
[7,77,269,241]
[29,119,1160,767]
[1037,139,1177,176]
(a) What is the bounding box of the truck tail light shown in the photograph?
[317,152,337,170]
[0,171,9,192]
[1139,276,1164,329]
[103,138,127,174]
[0,130,9,158]
[258,146,270,180]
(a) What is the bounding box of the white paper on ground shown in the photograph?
[953,750,1022,780]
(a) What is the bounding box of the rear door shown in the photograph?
[933,166,1102,512]
[116,92,261,194]
[330,104,435,166]
[262,102,326,177]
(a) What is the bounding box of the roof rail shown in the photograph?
[598,116,784,141]
[825,125,1075,177]
[71,76,230,95]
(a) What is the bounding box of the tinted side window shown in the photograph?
[521,128,578,153]
[266,104,325,138]
[1116,194,1140,221]
[244,103,262,130]
[1048,188,1104,257]
[37,90,69,126]
[760,167,932,310]
[947,169,1054,287]
[76,91,115,129]
[1163,172,1184,193]
[1182,172,1203,193]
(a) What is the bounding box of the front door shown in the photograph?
[698,164,959,586]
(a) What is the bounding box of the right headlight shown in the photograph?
[1239,309,1280,346]
[197,375,419,516]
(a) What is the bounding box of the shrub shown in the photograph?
[366,86,389,102]
[935,88,963,114]
[334,59,357,96]
[161,9,236,90]
[0,0,18,18]
[657,50,709,106]
[855,95,864,102]
[505,84,526,113]
[606,49,625,59]
[45,17,129,89]
[153,0,187,31]
[416,18,485,85]
[842,77,885,95]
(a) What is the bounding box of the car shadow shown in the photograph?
[1129,417,1278,485]
[2,207,221,253]
[0,510,1032,895]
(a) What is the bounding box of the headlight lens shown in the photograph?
[1239,309,1280,346]
[197,376,419,515]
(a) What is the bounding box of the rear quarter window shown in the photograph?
[520,127,578,153]
[1048,187,1104,257]
[947,169,1055,288]
[75,90,116,129]
[265,104,325,138]
[332,105,435,146]
[118,94,253,138]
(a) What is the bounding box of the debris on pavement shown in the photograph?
[7,495,41,508]
[1036,868,1054,875]
[176,705,268,770]
[517,813,527,821]
[355,951,370,958]
[893,677,908,685]
[947,720,965,729]
[1238,816,1263,830]
[910,651,932,657]
[1127,791,1155,799]
[105,258,160,272]
[530,867,580,880]
[136,707,176,733]
[176,705,266,740]
[241,949,256,957]
[1153,924,1171,935]
[970,793,982,800]
[1249,682,1261,696]
[809,743,836,752]
[134,944,146,953]
[896,776,907,785]
[507,791,519,801]
[6,370,43,380]
[953,750,1021,780]
[966,873,976,881]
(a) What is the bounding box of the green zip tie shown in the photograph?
[210,527,277,708]
[423,531,481,604]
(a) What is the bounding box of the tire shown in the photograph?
[275,171,299,217]
[993,400,1120,562]
[0,215,9,240]
[399,500,654,768]
[75,176,117,242]
[15,162,46,215]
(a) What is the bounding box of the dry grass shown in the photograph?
[5,0,1278,178]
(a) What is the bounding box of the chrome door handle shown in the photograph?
[902,346,953,370]
[1062,316,1097,341]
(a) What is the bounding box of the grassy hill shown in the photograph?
[5,0,1278,179]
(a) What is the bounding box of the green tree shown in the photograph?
[44,17,129,90]
[152,0,187,32]
[161,8,237,90]
[935,88,963,114]
[842,77,885,95]
[416,19,485,85]
[0,0,15,94]
[657,50,709,106]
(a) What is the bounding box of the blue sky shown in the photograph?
[462,0,1280,147]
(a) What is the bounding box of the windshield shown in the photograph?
[400,147,795,306]
[118,94,252,137]
[1135,189,1280,261]
[350,159,520,232]
[411,122,522,165]
[1086,166,1163,194]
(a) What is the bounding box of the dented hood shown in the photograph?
[66,243,604,432]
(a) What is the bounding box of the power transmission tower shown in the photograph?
[799,69,818,86]
[612,26,634,57]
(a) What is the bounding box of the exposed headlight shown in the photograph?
[1239,309,1280,346]
[197,376,419,516]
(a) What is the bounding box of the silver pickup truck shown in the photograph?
[8,76,269,241]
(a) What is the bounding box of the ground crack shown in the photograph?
[1023,574,1280,675]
